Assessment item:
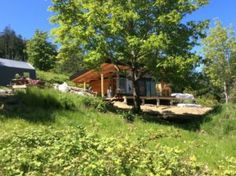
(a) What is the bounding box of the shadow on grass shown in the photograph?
[0,90,83,124]
[0,89,223,130]
[110,104,222,132]
[1,107,57,124]
[141,105,222,131]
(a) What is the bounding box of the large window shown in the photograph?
[138,79,156,96]
[119,77,126,93]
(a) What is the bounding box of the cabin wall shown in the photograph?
[77,71,170,97]
[90,78,116,96]
[0,67,36,86]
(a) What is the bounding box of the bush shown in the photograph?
[80,95,108,112]
[122,110,136,122]
[0,126,211,176]
[196,95,219,107]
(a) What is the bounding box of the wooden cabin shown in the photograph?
[70,63,165,98]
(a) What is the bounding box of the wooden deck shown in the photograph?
[123,96,185,105]
[112,101,212,119]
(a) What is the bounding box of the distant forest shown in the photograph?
[0,26,27,61]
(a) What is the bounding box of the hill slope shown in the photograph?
[0,87,235,175]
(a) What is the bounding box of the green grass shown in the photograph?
[0,87,236,175]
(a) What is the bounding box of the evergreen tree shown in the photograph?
[26,30,57,71]
[0,26,27,60]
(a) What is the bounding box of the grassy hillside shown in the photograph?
[36,70,73,85]
[0,87,236,175]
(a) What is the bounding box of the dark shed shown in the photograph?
[0,58,36,86]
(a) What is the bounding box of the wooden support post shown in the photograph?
[116,72,120,94]
[123,96,127,104]
[156,98,160,106]
[142,99,145,105]
[101,74,104,97]
[83,82,86,91]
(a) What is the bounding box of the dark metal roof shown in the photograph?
[70,69,88,81]
[0,58,35,70]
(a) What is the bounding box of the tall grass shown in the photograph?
[15,87,107,111]
[1,87,108,123]
[201,104,236,136]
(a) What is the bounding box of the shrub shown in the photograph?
[0,126,211,176]
[196,95,219,107]
[80,95,108,112]
[122,110,136,122]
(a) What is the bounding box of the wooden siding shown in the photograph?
[90,78,116,96]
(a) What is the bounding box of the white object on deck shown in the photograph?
[177,103,202,108]
[171,93,194,100]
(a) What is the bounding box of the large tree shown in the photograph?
[0,26,27,61]
[202,21,236,103]
[26,30,57,71]
[50,0,208,112]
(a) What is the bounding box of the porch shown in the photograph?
[71,63,174,105]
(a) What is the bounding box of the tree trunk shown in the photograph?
[224,81,229,104]
[131,69,141,113]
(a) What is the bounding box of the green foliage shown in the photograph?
[15,73,20,79]
[196,95,219,107]
[26,30,57,71]
[15,87,75,112]
[202,20,236,103]
[15,87,108,112]
[79,95,109,112]
[1,88,236,175]
[58,54,85,75]
[50,0,209,111]
[229,82,236,103]
[37,70,70,84]
[0,26,27,60]
[217,157,236,176]
[202,104,236,136]
[0,126,210,176]
[23,72,30,78]
[122,110,136,122]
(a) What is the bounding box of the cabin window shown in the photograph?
[119,77,126,93]
[138,80,146,96]
[151,81,156,96]
[126,79,133,94]
[139,79,156,97]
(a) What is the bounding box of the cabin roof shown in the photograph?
[71,63,129,83]
[0,58,35,70]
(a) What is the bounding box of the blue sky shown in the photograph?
[0,0,236,40]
